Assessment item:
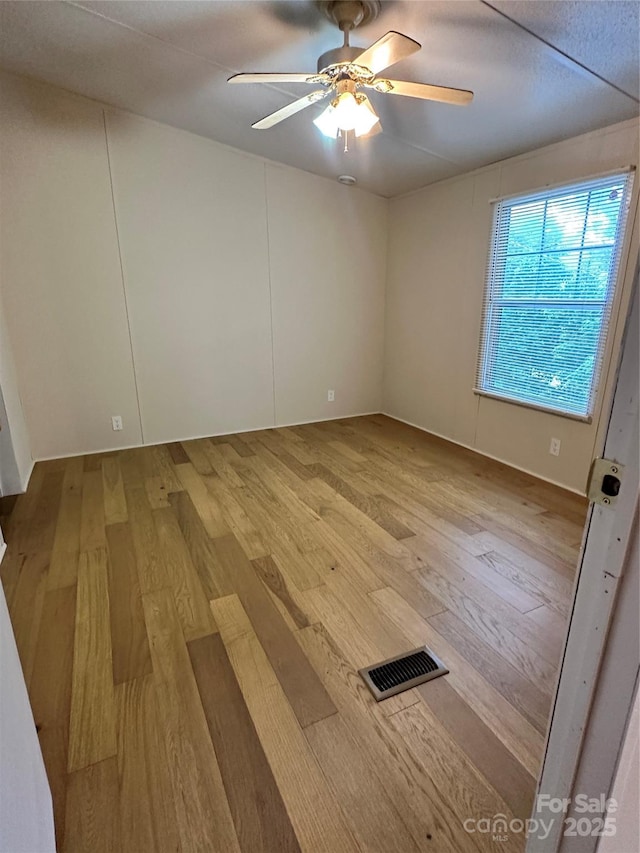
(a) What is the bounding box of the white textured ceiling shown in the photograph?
[0,0,638,197]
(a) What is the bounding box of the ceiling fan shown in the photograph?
[228,0,473,142]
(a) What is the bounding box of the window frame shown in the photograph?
[474,168,635,422]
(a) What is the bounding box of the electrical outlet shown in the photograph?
[111,415,123,431]
[327,389,335,402]
[549,437,561,456]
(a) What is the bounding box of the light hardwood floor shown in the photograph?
[0,414,587,853]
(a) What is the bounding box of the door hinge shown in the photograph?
[587,457,625,507]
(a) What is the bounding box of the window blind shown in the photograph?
[476,169,635,420]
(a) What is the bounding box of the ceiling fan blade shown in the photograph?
[354,31,421,75]
[252,90,329,129]
[372,79,474,105]
[229,72,329,85]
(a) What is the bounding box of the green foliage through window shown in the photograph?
[477,171,634,418]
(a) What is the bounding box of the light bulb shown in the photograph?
[314,91,380,139]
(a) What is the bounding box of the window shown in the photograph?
[476,170,634,420]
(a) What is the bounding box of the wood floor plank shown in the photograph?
[304,712,421,853]
[188,633,302,853]
[79,471,106,552]
[526,604,569,652]
[226,434,256,458]
[48,457,84,590]
[209,534,337,728]
[7,551,49,688]
[234,452,319,528]
[438,473,545,524]
[1,463,45,546]
[64,757,121,853]
[204,474,269,560]
[84,451,118,473]
[307,514,384,594]
[529,509,584,548]
[252,555,311,630]
[416,677,536,821]
[320,504,446,618]
[475,543,573,615]
[429,608,552,735]
[142,444,184,493]
[124,484,169,594]
[415,553,561,668]
[389,703,524,853]
[115,674,180,853]
[323,499,423,574]
[119,447,146,486]
[105,523,152,684]
[307,463,415,540]
[249,440,335,511]
[142,588,241,853]
[253,433,315,480]
[153,506,217,641]
[68,549,117,772]
[167,441,190,465]
[144,474,170,509]
[205,442,246,487]
[248,455,321,526]
[470,512,578,580]
[176,461,231,538]
[30,584,77,850]
[414,566,557,694]
[373,488,488,555]
[405,528,544,614]
[180,439,215,476]
[231,476,323,591]
[102,458,128,525]
[25,469,64,553]
[522,483,588,527]
[211,594,359,853]
[168,490,233,600]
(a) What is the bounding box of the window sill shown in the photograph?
[473,388,593,424]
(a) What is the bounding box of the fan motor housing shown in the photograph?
[317,45,364,73]
[317,1,381,31]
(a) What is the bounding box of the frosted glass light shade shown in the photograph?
[314,92,380,138]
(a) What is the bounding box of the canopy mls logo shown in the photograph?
[463,796,618,842]
[462,815,556,842]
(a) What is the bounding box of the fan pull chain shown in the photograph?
[343,129,349,153]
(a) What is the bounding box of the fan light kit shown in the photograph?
[314,80,380,138]
[228,0,473,148]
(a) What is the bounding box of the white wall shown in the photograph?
[0,558,55,853]
[0,72,386,459]
[0,75,142,460]
[105,110,275,445]
[266,165,386,426]
[384,120,639,493]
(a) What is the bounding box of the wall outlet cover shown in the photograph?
[112,416,123,431]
